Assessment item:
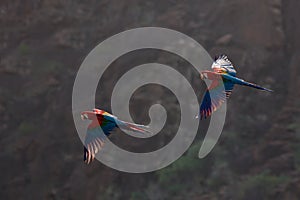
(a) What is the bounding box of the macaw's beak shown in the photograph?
[200,73,205,80]
[81,113,89,120]
[200,72,208,80]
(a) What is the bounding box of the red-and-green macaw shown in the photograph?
[199,54,272,119]
[81,108,151,164]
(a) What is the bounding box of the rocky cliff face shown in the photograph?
[1,0,300,199]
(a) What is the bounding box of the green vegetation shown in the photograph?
[287,122,300,133]
[23,59,64,98]
[156,142,213,195]
[130,191,148,200]
[293,146,300,171]
[101,185,121,200]
[289,117,300,171]
[153,132,292,199]
[18,121,36,134]
[236,172,289,200]
[18,43,31,55]
[42,60,64,74]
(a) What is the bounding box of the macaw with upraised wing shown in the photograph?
[81,108,151,164]
[199,54,272,120]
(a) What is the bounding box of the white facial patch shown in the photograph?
[211,62,221,69]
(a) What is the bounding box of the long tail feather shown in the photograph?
[242,81,273,92]
[222,74,273,92]
[118,120,152,135]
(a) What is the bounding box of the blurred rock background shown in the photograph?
[1,0,300,199]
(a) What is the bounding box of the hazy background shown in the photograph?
[1,0,300,199]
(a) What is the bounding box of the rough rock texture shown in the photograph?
[1,0,300,199]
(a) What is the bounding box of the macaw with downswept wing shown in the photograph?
[81,108,151,164]
[199,54,272,119]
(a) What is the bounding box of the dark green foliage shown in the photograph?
[130,191,148,200]
[236,172,289,200]
[101,185,121,200]
[18,121,36,134]
[156,142,214,195]
[18,43,31,55]
[294,146,300,171]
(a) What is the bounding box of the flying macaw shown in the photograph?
[81,108,151,164]
[199,54,272,119]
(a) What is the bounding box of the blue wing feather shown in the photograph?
[199,78,234,119]
[83,110,151,163]
[84,127,108,164]
[84,115,118,164]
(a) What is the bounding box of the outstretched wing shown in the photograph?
[199,78,234,119]
[83,110,152,164]
[84,127,108,164]
[84,113,118,164]
[212,54,237,77]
